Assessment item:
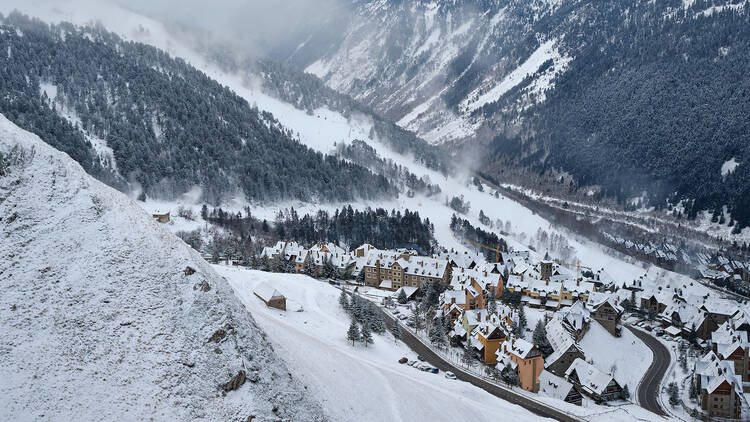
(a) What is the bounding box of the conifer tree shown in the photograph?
[397,289,408,304]
[487,289,498,314]
[347,319,361,346]
[532,320,553,358]
[429,320,447,348]
[462,338,474,366]
[361,319,373,347]
[391,321,402,343]
[339,289,349,311]
[409,304,424,332]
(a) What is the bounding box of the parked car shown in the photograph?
[444,371,457,380]
[392,309,400,315]
[398,314,408,320]
[398,357,408,364]
[407,360,417,367]
[417,355,425,362]
[430,368,439,374]
[419,364,431,371]
[644,326,653,332]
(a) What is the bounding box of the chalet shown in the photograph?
[587,292,623,337]
[565,358,623,403]
[695,351,744,419]
[711,322,750,383]
[254,283,286,311]
[639,290,670,315]
[545,316,586,377]
[700,302,738,327]
[559,301,590,341]
[497,336,544,392]
[474,323,507,364]
[538,370,582,406]
[152,211,170,223]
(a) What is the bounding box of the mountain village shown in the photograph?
[199,237,750,420]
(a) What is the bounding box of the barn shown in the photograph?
[254,283,286,311]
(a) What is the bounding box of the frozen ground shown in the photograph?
[0,115,325,421]
[217,266,553,422]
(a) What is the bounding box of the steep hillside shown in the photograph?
[296,0,750,228]
[0,12,394,204]
[0,114,326,421]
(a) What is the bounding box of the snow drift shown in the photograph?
[0,114,326,421]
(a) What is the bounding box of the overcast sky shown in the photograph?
[118,0,350,59]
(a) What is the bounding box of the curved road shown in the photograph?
[373,304,580,421]
[628,326,670,416]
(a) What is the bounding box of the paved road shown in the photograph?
[628,326,670,416]
[374,304,580,422]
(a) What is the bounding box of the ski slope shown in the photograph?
[217,266,552,422]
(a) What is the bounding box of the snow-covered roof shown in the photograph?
[501,336,538,360]
[441,289,466,306]
[587,292,623,314]
[254,282,284,302]
[565,358,615,396]
[538,370,575,401]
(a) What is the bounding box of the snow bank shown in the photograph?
[0,115,325,421]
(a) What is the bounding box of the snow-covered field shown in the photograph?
[579,322,652,396]
[0,115,325,421]
[217,265,553,422]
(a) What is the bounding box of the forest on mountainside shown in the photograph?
[486,0,750,228]
[0,12,396,204]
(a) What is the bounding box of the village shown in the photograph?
[210,238,750,420]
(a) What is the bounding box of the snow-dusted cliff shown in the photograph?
[0,115,326,421]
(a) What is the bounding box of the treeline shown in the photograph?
[0,12,395,204]
[336,140,442,197]
[183,205,436,258]
[449,214,508,261]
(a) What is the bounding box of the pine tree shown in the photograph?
[397,289,408,304]
[323,256,335,279]
[371,311,387,334]
[356,268,365,284]
[391,321,402,343]
[667,380,682,405]
[487,289,498,314]
[532,320,553,358]
[339,289,349,311]
[462,338,474,366]
[260,255,271,272]
[409,304,424,332]
[689,376,698,401]
[347,319,361,346]
[515,303,527,336]
[621,384,630,400]
[361,319,373,347]
[429,320,447,348]
[501,363,519,386]
[304,256,317,278]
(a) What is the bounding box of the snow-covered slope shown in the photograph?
[303,0,570,145]
[217,266,552,422]
[0,115,326,421]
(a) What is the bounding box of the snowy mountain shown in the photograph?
[293,0,750,228]
[0,114,326,421]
